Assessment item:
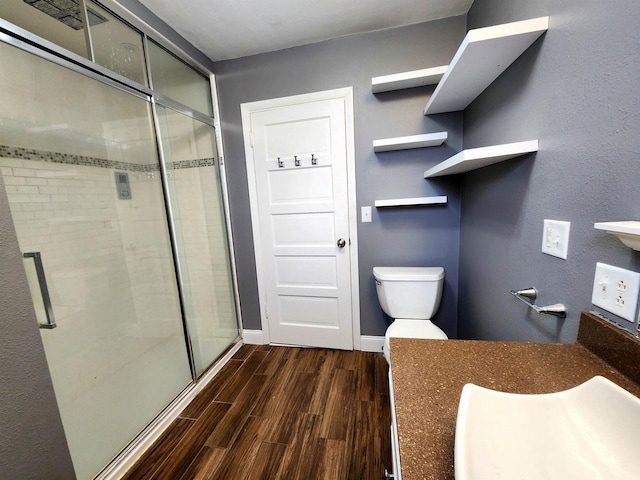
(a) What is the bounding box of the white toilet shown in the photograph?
[373,266,448,364]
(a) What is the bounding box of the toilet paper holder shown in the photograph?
[510,287,567,318]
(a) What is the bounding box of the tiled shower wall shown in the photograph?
[0,150,183,406]
[0,140,239,474]
[0,29,237,478]
[1,144,237,384]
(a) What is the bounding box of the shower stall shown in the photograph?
[0,2,240,479]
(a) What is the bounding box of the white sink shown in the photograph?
[455,376,640,480]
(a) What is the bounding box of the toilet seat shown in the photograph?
[383,319,447,364]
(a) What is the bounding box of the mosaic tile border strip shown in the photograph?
[0,144,156,172]
[169,158,215,169]
[0,145,215,171]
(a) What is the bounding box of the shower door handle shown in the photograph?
[22,252,57,329]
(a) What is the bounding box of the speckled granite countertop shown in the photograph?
[389,311,640,480]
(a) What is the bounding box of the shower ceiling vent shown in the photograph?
[24,0,108,30]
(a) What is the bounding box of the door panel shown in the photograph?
[271,213,335,246]
[278,296,340,327]
[275,256,338,288]
[263,116,331,157]
[246,93,353,349]
[267,167,334,204]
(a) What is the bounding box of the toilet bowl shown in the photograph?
[373,266,447,364]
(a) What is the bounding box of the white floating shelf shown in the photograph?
[424,16,549,115]
[372,66,448,93]
[424,140,538,178]
[594,221,640,250]
[375,196,447,208]
[373,132,448,152]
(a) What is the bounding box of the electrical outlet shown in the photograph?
[591,262,640,323]
[541,219,570,259]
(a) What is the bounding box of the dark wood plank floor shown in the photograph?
[123,345,392,480]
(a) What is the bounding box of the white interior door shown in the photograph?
[242,89,356,350]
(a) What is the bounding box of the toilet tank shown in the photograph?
[373,267,445,319]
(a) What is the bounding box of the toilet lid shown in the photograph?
[387,319,448,340]
[373,266,444,282]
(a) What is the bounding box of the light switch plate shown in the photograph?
[591,262,640,323]
[541,219,570,259]
[361,206,372,223]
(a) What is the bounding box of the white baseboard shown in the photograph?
[97,340,242,480]
[359,335,385,352]
[242,330,383,352]
[242,329,269,345]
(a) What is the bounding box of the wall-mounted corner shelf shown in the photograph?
[372,66,448,93]
[423,16,549,115]
[375,196,447,208]
[373,132,448,152]
[424,140,538,178]
[594,221,640,250]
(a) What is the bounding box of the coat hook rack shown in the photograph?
[510,287,567,318]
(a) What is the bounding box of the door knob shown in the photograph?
[337,238,346,248]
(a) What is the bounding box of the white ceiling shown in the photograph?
[138,0,474,61]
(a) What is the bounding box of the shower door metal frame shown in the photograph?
[0,26,149,101]
[0,29,197,477]
[142,34,197,380]
[149,97,243,379]
[142,36,244,380]
[0,17,242,372]
[0,8,244,477]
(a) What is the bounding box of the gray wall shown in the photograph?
[459,0,640,341]
[214,18,466,337]
[0,181,76,479]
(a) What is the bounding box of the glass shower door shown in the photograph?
[155,106,240,376]
[0,41,192,479]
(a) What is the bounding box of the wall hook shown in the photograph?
[278,157,284,168]
[295,155,301,166]
[311,154,317,165]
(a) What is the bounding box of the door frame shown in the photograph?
[240,87,360,350]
